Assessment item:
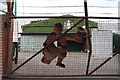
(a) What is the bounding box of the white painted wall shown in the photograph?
[20,35,46,52]
[118,1,120,32]
[13,19,18,42]
[118,1,120,74]
[92,29,113,58]
[98,23,118,33]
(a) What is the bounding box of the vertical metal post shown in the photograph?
[15,0,17,16]
[2,14,9,78]
[84,0,92,75]
[5,0,14,78]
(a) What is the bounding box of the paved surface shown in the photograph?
[2,77,120,80]
[12,52,119,77]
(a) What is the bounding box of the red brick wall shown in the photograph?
[0,15,3,77]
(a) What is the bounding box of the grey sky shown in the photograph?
[16,0,120,17]
[0,0,120,17]
[0,0,120,33]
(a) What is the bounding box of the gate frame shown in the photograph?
[2,0,120,78]
[2,0,14,78]
[10,17,120,77]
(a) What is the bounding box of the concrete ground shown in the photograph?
[12,52,119,77]
[2,76,120,80]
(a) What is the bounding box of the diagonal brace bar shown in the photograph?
[88,51,120,75]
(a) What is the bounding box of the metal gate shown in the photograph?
[2,0,120,78]
[10,17,120,78]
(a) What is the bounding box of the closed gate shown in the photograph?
[2,0,120,78]
[10,17,120,78]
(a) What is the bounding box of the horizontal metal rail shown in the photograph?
[11,16,120,19]
[11,74,120,78]
[11,16,85,19]
[89,16,120,19]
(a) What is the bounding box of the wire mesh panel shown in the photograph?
[89,19,119,75]
[12,18,120,77]
[12,17,89,77]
